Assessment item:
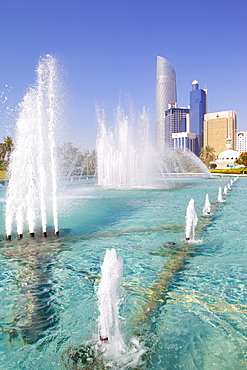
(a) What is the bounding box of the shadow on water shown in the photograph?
[124,202,221,365]
[0,237,64,345]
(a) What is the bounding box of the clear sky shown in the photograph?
[0,0,246,149]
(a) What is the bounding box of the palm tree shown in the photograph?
[3,136,14,162]
[200,145,216,167]
[0,143,6,161]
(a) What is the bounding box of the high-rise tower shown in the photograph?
[189,80,207,156]
[155,56,177,152]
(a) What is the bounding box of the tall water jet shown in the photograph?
[224,185,228,195]
[185,198,198,241]
[5,55,61,239]
[97,248,125,352]
[96,105,212,189]
[96,106,156,188]
[202,193,211,215]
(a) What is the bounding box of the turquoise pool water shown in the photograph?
[0,176,246,369]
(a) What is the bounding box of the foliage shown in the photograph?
[200,145,216,167]
[0,136,14,170]
[235,152,247,167]
[0,170,7,180]
[58,142,96,178]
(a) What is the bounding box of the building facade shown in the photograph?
[237,131,247,153]
[203,110,237,157]
[189,80,207,156]
[164,107,190,147]
[155,56,177,152]
[172,132,196,152]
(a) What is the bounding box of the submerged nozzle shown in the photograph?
[18,234,23,240]
[54,231,59,236]
[43,231,47,237]
[185,237,190,241]
[6,235,11,241]
[100,336,108,342]
[30,232,35,238]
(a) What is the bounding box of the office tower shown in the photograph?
[190,80,207,156]
[164,107,189,146]
[237,131,247,153]
[155,56,177,152]
[204,110,237,157]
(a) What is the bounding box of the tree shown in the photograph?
[200,145,216,167]
[3,136,14,161]
[0,136,14,170]
[236,152,247,167]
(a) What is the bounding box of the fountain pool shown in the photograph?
[0,175,247,369]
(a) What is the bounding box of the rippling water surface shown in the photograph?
[0,176,246,369]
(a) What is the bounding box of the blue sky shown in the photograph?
[0,0,246,149]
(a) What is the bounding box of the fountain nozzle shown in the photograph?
[6,235,11,241]
[100,336,109,342]
[30,232,35,238]
[185,237,190,241]
[43,231,47,237]
[54,231,59,236]
[18,234,23,240]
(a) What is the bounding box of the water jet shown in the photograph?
[202,194,211,216]
[96,105,212,189]
[185,198,198,241]
[218,186,224,202]
[5,54,60,238]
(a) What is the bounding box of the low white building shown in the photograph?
[212,136,240,169]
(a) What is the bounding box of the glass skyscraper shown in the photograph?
[164,107,189,147]
[189,80,207,156]
[155,56,177,152]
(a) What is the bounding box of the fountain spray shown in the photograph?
[97,248,125,351]
[202,194,211,215]
[5,55,60,239]
[185,198,198,241]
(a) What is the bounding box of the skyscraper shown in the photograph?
[155,56,177,152]
[189,80,207,156]
[164,107,189,146]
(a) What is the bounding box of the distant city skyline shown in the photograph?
[0,0,246,149]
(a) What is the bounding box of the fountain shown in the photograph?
[97,248,124,347]
[96,105,156,188]
[202,194,211,216]
[224,185,228,195]
[62,248,145,369]
[96,105,212,189]
[185,198,198,241]
[218,186,224,202]
[5,55,60,239]
[2,55,247,369]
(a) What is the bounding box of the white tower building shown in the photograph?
[155,56,177,152]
